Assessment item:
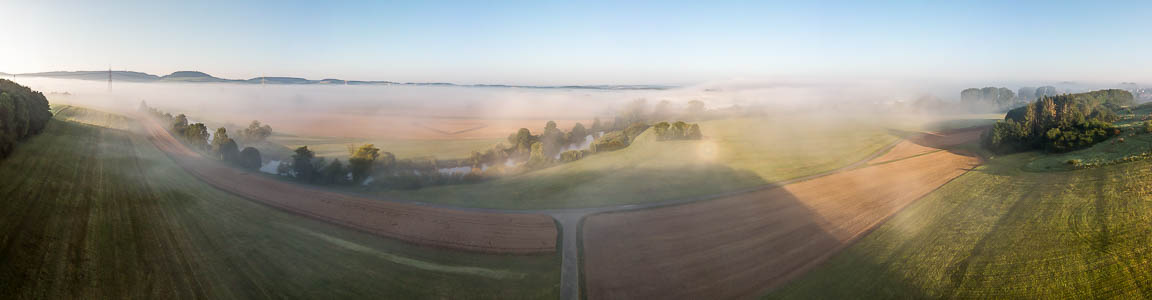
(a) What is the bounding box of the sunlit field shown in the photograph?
[770,151,1152,299]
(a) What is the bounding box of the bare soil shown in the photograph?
[582,132,981,299]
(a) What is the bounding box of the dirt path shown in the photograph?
[140,116,558,254]
[581,131,982,299]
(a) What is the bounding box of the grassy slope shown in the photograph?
[769,152,1152,298]
[270,134,502,161]
[377,117,906,209]
[0,117,559,298]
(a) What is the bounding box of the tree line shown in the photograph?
[981,89,1133,153]
[0,80,53,159]
[961,86,1062,112]
[140,102,270,171]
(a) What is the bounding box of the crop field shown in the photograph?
[0,116,560,298]
[581,131,981,299]
[769,152,1152,299]
[269,134,502,160]
[374,116,977,209]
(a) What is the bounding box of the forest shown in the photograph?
[981,89,1133,153]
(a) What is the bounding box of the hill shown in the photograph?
[159,71,239,83]
[3,69,670,89]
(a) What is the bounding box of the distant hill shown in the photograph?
[19,71,160,82]
[160,71,239,83]
[3,69,672,90]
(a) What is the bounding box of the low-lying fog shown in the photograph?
[19,76,1114,139]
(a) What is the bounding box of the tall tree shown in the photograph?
[348,144,380,184]
[291,146,316,182]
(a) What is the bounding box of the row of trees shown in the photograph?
[140,103,265,171]
[0,80,53,159]
[275,144,386,185]
[981,89,1132,153]
[961,86,1062,112]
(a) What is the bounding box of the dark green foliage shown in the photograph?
[239,147,262,170]
[320,159,347,185]
[1043,120,1116,153]
[211,127,230,155]
[183,123,210,150]
[291,146,316,182]
[983,90,1129,154]
[172,114,189,133]
[507,128,536,156]
[0,80,52,159]
[219,138,239,163]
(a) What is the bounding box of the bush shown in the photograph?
[591,131,630,153]
[238,147,262,170]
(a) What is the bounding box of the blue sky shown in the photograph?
[2,0,1151,85]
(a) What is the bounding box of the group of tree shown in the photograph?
[981,89,1133,153]
[0,80,52,159]
[652,121,703,141]
[961,86,1060,112]
[140,103,265,171]
[275,144,391,186]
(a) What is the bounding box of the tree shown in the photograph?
[242,120,273,142]
[348,144,380,184]
[568,122,588,145]
[995,87,1015,109]
[321,159,347,185]
[960,88,982,104]
[1017,87,1036,104]
[652,122,671,140]
[686,124,703,139]
[590,118,603,132]
[219,138,239,163]
[1036,86,1058,98]
[541,120,565,157]
[183,123,209,150]
[291,146,316,182]
[238,147,262,170]
[172,114,189,133]
[211,127,230,155]
[526,142,549,168]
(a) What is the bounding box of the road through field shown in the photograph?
[140,116,558,254]
[581,129,983,299]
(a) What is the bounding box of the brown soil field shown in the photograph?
[582,133,981,299]
[869,128,983,164]
[141,116,558,254]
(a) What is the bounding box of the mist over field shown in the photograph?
[18,76,1027,140]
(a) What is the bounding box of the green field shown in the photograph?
[0,114,559,298]
[769,152,1152,298]
[270,134,502,161]
[374,116,944,209]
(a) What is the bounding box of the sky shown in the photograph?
[2,0,1151,85]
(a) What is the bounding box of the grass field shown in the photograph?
[374,115,995,209]
[769,152,1152,298]
[0,116,559,298]
[269,134,502,160]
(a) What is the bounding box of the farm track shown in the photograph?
[581,129,983,299]
[140,116,558,254]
